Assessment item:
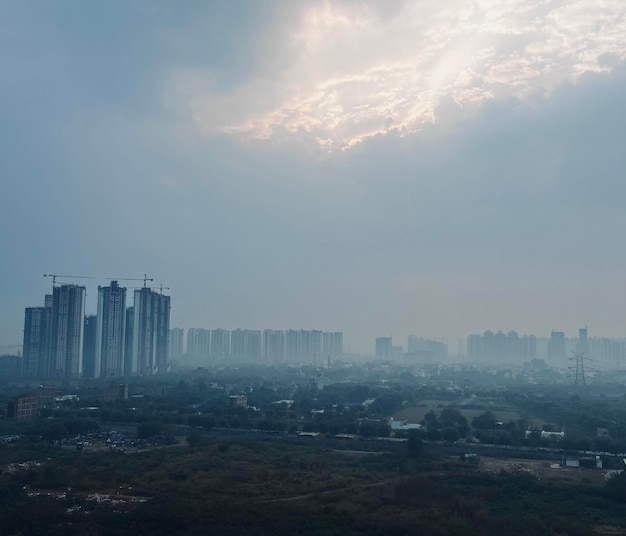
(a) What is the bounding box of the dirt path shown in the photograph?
[256,480,391,504]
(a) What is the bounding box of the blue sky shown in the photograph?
[2,1,626,354]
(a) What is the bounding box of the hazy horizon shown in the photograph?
[3,1,626,355]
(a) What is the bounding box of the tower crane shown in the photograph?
[43,274,95,287]
[125,285,170,298]
[105,274,154,287]
[125,285,170,293]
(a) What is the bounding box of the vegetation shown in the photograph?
[1,432,625,535]
[2,363,626,534]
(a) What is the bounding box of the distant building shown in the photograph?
[105,381,128,401]
[520,335,537,360]
[375,337,392,359]
[0,355,21,377]
[264,329,285,362]
[229,395,247,408]
[246,330,262,361]
[231,329,262,362]
[187,328,211,361]
[389,418,422,431]
[309,330,322,364]
[82,315,97,378]
[50,285,86,378]
[323,332,343,359]
[23,305,51,377]
[577,327,589,355]
[37,385,58,409]
[96,281,127,378]
[132,288,170,375]
[124,307,134,376]
[407,336,448,361]
[548,331,566,360]
[210,329,230,360]
[285,330,301,362]
[467,330,537,361]
[169,327,184,361]
[8,392,38,420]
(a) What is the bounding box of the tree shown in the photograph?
[137,422,162,439]
[440,408,462,428]
[472,410,497,431]
[441,427,459,443]
[40,420,68,442]
[422,410,441,429]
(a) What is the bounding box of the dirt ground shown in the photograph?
[476,457,618,485]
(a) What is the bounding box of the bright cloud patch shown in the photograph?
[186,0,626,151]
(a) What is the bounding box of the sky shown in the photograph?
[2,0,626,355]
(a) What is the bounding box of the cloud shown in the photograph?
[178,0,626,151]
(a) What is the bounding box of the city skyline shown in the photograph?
[2,2,626,355]
[11,275,626,357]
[14,278,626,369]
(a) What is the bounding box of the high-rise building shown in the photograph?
[322,331,343,359]
[466,334,482,360]
[22,305,51,377]
[375,337,392,359]
[285,330,301,362]
[132,288,170,375]
[154,293,170,373]
[310,330,322,364]
[231,329,262,362]
[187,328,210,361]
[520,335,537,360]
[96,281,127,378]
[577,327,589,355]
[300,330,312,362]
[169,327,184,361]
[124,307,134,376]
[548,331,566,360]
[506,331,519,360]
[483,330,495,359]
[264,329,285,362]
[245,330,262,362]
[210,329,230,360]
[407,336,448,361]
[230,329,245,361]
[50,285,86,378]
[82,315,97,378]
[494,331,507,358]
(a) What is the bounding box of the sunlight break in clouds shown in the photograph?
[188,1,626,151]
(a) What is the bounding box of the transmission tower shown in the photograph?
[569,351,598,393]
[570,351,587,387]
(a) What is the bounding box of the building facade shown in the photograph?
[187,328,210,361]
[22,305,51,377]
[131,288,170,375]
[50,285,86,378]
[169,327,184,361]
[96,281,127,378]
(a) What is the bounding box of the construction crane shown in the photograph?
[105,274,153,288]
[125,285,170,296]
[43,274,95,287]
